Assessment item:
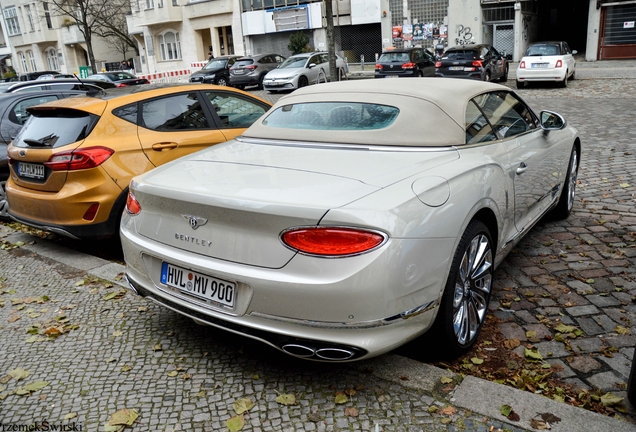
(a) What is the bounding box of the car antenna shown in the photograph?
[73,72,104,96]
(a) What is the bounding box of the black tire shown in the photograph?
[298,75,309,88]
[516,79,525,89]
[258,74,265,90]
[484,71,491,82]
[500,65,509,82]
[426,220,494,358]
[216,76,228,86]
[416,70,424,77]
[561,73,568,88]
[550,146,579,220]
[0,179,9,220]
[571,70,576,80]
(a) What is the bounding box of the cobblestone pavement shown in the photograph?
[1,72,635,431]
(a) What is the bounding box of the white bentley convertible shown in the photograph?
[121,79,580,362]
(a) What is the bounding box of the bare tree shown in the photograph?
[92,1,139,60]
[49,0,130,73]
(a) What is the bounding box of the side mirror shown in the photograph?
[540,110,566,130]
[308,63,317,69]
[572,50,578,55]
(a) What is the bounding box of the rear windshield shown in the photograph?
[12,109,99,149]
[525,44,560,56]
[378,52,410,62]
[444,50,478,60]
[234,59,254,67]
[261,102,399,130]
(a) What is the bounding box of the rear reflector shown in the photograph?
[83,203,99,221]
[282,227,386,257]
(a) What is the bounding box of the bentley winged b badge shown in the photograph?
[182,214,208,230]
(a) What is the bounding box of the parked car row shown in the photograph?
[189,52,348,93]
[374,41,575,88]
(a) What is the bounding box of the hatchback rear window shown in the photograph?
[234,59,254,67]
[13,109,99,149]
[525,44,560,56]
[444,50,478,60]
[262,102,399,130]
[378,52,410,62]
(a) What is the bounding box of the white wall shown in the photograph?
[447,0,481,47]
[586,0,601,62]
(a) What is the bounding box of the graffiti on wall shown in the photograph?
[455,24,473,45]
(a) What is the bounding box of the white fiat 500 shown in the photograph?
[121,79,580,362]
[516,41,577,88]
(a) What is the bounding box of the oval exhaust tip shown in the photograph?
[282,344,315,358]
[315,348,355,361]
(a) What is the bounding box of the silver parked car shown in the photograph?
[262,51,347,93]
[229,53,286,90]
[121,79,580,362]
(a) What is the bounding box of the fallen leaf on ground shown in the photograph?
[14,380,49,396]
[234,397,255,414]
[275,393,297,405]
[439,406,456,416]
[504,338,520,349]
[440,376,453,384]
[8,368,29,381]
[344,407,359,417]
[226,414,245,432]
[600,392,624,406]
[64,413,77,420]
[334,393,348,404]
[167,371,178,377]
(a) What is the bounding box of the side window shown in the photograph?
[227,58,236,67]
[141,93,209,131]
[274,55,284,63]
[113,103,138,124]
[490,46,500,57]
[473,91,534,139]
[563,43,571,54]
[481,47,489,58]
[320,54,329,64]
[204,92,267,129]
[10,95,60,125]
[465,100,497,144]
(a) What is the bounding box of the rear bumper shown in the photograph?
[230,74,260,86]
[120,213,450,361]
[516,68,567,81]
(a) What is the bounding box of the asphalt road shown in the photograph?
[1,71,635,430]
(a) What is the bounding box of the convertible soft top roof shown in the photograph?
[243,78,508,146]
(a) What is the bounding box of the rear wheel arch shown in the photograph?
[471,208,499,253]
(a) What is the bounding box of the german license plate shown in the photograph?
[18,162,45,179]
[160,262,236,308]
[532,63,548,68]
[449,66,464,70]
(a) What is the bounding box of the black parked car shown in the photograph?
[375,48,436,78]
[189,56,241,86]
[87,72,150,87]
[435,44,508,82]
[229,53,286,90]
[0,89,90,219]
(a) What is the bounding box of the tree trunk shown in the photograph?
[324,0,338,82]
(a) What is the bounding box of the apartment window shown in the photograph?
[46,48,59,70]
[158,31,181,61]
[3,7,21,36]
[44,2,53,29]
[27,50,37,71]
[146,0,154,8]
[19,52,28,72]
[158,0,164,7]
[172,0,179,5]
[25,5,35,31]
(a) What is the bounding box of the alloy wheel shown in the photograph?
[452,233,493,345]
[566,150,579,212]
[0,180,9,220]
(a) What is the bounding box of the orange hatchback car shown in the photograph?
[6,84,271,239]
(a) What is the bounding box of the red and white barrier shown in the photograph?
[137,68,199,84]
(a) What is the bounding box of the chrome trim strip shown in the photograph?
[235,136,458,152]
[250,301,437,329]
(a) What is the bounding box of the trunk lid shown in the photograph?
[133,140,458,268]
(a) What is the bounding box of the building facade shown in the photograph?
[0,0,133,77]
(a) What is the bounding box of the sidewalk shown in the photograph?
[1,223,634,431]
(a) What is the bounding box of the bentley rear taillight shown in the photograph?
[282,227,386,257]
[45,146,114,171]
[125,191,141,215]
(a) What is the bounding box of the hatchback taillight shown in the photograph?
[519,61,526,69]
[245,65,257,70]
[472,60,483,67]
[435,61,442,68]
[281,227,386,257]
[115,83,129,87]
[401,62,416,69]
[375,64,383,70]
[44,146,114,171]
[555,60,563,68]
[125,191,141,215]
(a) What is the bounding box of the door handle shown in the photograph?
[516,162,528,175]
[152,142,178,151]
